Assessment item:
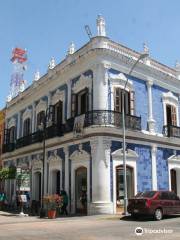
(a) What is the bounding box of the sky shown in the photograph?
[1,0,180,109]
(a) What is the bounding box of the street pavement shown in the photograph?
[0,211,180,240]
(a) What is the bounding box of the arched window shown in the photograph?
[9,126,16,143]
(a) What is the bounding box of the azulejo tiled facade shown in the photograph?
[2,15,180,214]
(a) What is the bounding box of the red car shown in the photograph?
[127,190,180,220]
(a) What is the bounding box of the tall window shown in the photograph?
[54,101,63,125]
[166,105,177,126]
[114,88,135,115]
[9,126,16,143]
[23,118,31,136]
[72,88,89,117]
[37,111,45,129]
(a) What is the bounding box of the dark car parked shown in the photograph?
[127,190,180,220]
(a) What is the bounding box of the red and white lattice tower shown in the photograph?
[7,47,27,102]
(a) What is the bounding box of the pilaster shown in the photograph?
[92,62,111,110]
[67,80,72,119]
[151,145,157,190]
[89,137,113,214]
[146,78,156,133]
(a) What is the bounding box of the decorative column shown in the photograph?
[151,145,157,190]
[17,112,21,138]
[146,78,156,133]
[31,102,35,133]
[64,146,69,209]
[89,137,113,214]
[47,92,51,106]
[92,63,111,110]
[67,80,72,119]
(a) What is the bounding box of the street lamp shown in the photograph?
[122,53,148,216]
[39,116,47,218]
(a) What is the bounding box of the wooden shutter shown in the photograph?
[130,91,135,115]
[114,88,121,112]
[71,94,76,117]
[47,105,55,124]
[171,106,177,126]
[86,88,89,112]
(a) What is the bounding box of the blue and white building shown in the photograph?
[2,15,180,215]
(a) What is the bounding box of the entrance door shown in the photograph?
[34,172,41,201]
[52,170,61,194]
[171,169,177,194]
[75,167,87,214]
[116,165,134,213]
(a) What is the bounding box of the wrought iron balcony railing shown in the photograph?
[16,131,44,149]
[163,125,180,138]
[2,143,15,153]
[84,110,141,130]
[2,111,141,153]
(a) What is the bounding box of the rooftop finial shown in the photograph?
[96,14,106,37]
[34,70,40,81]
[143,42,149,54]
[48,57,56,70]
[68,42,75,55]
[175,60,180,69]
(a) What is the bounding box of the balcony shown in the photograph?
[2,111,141,153]
[16,131,44,149]
[84,110,141,130]
[46,124,63,139]
[2,143,15,153]
[163,125,180,138]
[64,110,141,132]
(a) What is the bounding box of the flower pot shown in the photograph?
[47,210,56,219]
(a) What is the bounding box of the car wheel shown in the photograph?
[131,213,139,219]
[154,208,163,221]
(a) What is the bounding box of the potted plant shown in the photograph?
[43,194,61,219]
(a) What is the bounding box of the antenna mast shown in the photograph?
[7,47,27,102]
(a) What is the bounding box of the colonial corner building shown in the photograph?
[2,15,180,215]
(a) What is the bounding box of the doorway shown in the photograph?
[171,169,177,194]
[75,167,87,214]
[116,165,134,213]
[34,172,41,201]
[51,170,61,194]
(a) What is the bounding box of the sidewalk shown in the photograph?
[0,210,122,224]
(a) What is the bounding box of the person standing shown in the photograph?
[61,190,68,215]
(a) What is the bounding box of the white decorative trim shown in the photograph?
[48,150,63,169]
[168,155,180,195]
[109,72,133,112]
[51,89,65,105]
[112,148,138,159]
[72,74,92,94]
[22,108,32,121]
[109,72,133,91]
[102,138,111,168]
[162,91,179,126]
[90,137,99,157]
[32,156,43,170]
[162,91,178,106]
[8,117,16,129]
[69,145,90,162]
[151,145,157,190]
[36,99,47,114]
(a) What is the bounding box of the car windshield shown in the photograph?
[135,191,156,198]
